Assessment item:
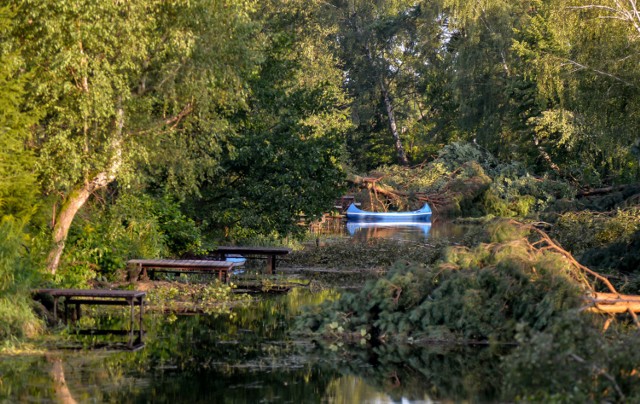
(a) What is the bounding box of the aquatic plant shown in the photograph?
[286,238,445,270]
[145,281,252,316]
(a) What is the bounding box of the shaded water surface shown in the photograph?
[0,288,502,403]
[346,220,468,243]
[0,222,497,402]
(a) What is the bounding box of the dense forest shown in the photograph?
[2,0,640,343]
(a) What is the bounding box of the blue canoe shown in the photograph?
[345,203,432,222]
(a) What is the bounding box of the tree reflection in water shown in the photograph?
[2,289,506,403]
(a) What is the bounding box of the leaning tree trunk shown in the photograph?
[379,77,409,166]
[47,173,115,274]
[47,109,124,275]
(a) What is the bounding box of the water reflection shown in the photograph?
[346,222,431,241]
[0,289,504,403]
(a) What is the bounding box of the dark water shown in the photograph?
[345,220,469,243]
[0,222,496,403]
[0,288,502,403]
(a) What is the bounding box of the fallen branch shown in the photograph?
[586,292,640,314]
[513,220,619,294]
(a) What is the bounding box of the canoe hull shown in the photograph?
[345,203,432,222]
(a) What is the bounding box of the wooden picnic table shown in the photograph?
[127,259,236,282]
[213,246,291,274]
[35,288,145,349]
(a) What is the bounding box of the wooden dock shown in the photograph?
[127,259,236,282]
[35,288,146,349]
[213,246,291,274]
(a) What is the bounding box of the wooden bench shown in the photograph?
[127,259,236,283]
[213,246,291,274]
[34,288,145,349]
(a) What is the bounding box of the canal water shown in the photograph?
[0,288,503,403]
[1,221,501,402]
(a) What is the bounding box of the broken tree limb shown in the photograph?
[585,293,640,314]
[346,173,449,211]
[514,220,619,294]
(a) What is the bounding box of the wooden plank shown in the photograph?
[213,246,290,275]
[66,299,144,306]
[214,246,291,255]
[36,288,146,299]
[128,259,235,269]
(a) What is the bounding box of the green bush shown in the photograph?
[0,218,42,342]
[58,193,205,286]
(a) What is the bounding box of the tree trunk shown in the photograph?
[380,78,409,166]
[46,171,119,274]
[47,187,92,274]
[47,108,124,275]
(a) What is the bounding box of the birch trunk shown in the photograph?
[47,186,93,274]
[379,78,409,166]
[47,108,124,274]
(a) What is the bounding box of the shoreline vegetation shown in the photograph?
[3,0,640,400]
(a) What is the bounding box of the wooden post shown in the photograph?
[138,296,144,344]
[266,255,275,275]
[128,297,135,349]
[53,297,59,322]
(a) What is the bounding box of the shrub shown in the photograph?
[0,218,42,342]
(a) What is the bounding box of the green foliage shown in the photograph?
[434,142,498,173]
[296,221,586,344]
[12,0,263,274]
[483,164,575,217]
[371,163,451,195]
[0,8,42,342]
[182,0,349,241]
[0,6,39,220]
[551,208,640,256]
[502,313,640,402]
[58,192,204,286]
[355,143,576,218]
[146,195,205,257]
[323,0,446,169]
[510,0,640,183]
[0,218,42,342]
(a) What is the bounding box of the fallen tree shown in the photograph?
[296,219,640,345]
